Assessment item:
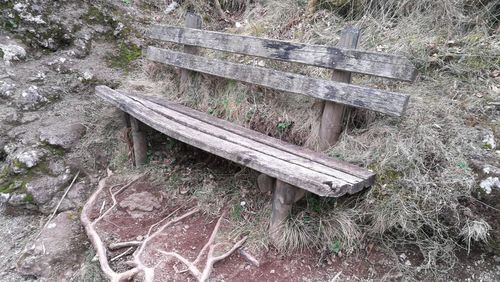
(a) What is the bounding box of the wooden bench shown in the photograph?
[96,13,416,243]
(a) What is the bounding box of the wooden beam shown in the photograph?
[95,86,374,197]
[130,117,147,166]
[147,47,410,116]
[148,25,417,81]
[179,13,202,94]
[318,27,360,150]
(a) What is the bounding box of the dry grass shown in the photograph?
[100,0,500,274]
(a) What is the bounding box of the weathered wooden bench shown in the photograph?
[96,13,416,243]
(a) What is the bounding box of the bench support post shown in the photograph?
[180,12,202,95]
[270,180,298,244]
[318,27,360,150]
[268,27,360,246]
[130,117,147,166]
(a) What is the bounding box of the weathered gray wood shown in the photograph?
[148,25,417,81]
[96,86,373,197]
[147,47,410,116]
[130,117,147,166]
[180,13,202,94]
[125,92,375,186]
[270,181,297,244]
[130,94,365,187]
[318,27,360,150]
[257,174,275,193]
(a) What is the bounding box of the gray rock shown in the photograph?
[0,44,26,65]
[55,181,90,212]
[10,149,46,173]
[2,107,20,125]
[119,191,161,218]
[7,193,28,206]
[72,32,92,59]
[46,57,71,74]
[39,122,86,150]
[25,175,70,207]
[18,86,48,110]
[48,159,67,175]
[16,211,86,280]
[0,81,16,99]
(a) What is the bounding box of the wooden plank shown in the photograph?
[147,47,410,117]
[179,13,202,94]
[128,94,366,187]
[148,25,417,81]
[125,92,375,185]
[130,117,147,166]
[96,86,367,197]
[318,27,359,150]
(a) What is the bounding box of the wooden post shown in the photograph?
[268,27,360,246]
[318,27,360,150]
[180,12,202,94]
[269,180,297,243]
[130,117,147,166]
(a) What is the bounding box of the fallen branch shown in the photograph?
[239,248,260,267]
[82,173,238,281]
[160,211,248,282]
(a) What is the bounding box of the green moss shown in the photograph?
[107,43,142,71]
[0,165,10,179]
[462,56,490,70]
[83,6,108,25]
[368,164,402,191]
[12,158,28,170]
[45,144,66,157]
[0,1,21,31]
[24,193,34,203]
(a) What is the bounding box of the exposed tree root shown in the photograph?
[81,173,246,281]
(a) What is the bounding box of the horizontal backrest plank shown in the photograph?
[149,25,417,82]
[147,46,409,116]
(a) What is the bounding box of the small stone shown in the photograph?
[270,269,275,274]
[10,149,45,173]
[0,43,26,64]
[479,177,500,194]
[26,175,69,207]
[39,122,86,150]
[29,72,46,82]
[0,81,16,99]
[119,191,161,218]
[113,22,125,37]
[17,211,86,279]
[72,32,92,59]
[19,85,48,110]
[8,193,28,206]
[46,57,71,74]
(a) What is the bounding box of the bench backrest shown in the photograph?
[146,16,416,117]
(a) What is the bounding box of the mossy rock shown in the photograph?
[107,43,142,71]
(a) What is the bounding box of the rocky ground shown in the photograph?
[0,0,499,281]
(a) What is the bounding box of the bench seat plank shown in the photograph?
[126,92,374,192]
[96,86,375,197]
[148,25,417,82]
[147,47,410,117]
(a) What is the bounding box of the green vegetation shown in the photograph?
[107,43,142,71]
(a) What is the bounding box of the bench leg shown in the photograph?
[257,174,275,193]
[269,180,305,245]
[130,117,147,166]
